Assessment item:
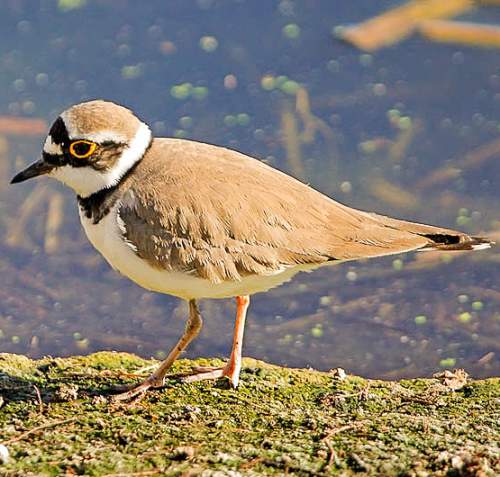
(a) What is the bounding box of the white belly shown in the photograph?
[79,202,312,300]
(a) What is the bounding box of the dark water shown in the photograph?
[0,0,499,379]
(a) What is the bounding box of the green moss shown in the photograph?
[0,352,498,476]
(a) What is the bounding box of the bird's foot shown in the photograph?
[110,362,241,402]
[182,363,240,388]
[110,375,164,403]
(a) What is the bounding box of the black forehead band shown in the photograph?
[48,118,126,148]
[49,117,70,145]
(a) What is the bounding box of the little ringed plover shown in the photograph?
[11,100,492,400]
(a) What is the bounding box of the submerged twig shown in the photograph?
[416,138,500,190]
[335,0,474,51]
[5,184,49,249]
[418,19,500,48]
[0,116,47,136]
[44,192,64,254]
[367,177,420,210]
[281,107,304,180]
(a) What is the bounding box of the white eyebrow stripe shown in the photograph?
[43,135,63,155]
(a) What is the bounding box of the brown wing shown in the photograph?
[119,138,484,283]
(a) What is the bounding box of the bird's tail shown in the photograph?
[368,212,494,252]
[417,233,493,252]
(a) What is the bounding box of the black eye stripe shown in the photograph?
[43,152,64,166]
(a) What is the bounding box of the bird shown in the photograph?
[11,100,492,400]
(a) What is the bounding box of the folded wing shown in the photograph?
[118,139,491,283]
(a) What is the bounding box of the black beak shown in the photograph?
[10,160,54,184]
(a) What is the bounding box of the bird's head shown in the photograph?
[11,100,152,197]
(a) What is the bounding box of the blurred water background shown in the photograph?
[0,0,499,379]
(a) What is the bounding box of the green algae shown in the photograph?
[0,352,498,476]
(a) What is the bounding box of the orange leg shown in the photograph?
[183,295,250,388]
[113,296,250,401]
[112,299,203,401]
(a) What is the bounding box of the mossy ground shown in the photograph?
[0,352,498,476]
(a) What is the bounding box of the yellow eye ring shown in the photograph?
[69,140,97,159]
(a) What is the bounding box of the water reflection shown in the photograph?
[0,0,498,378]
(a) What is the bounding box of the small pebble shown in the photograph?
[0,444,9,464]
[330,367,347,380]
[91,395,107,405]
[56,383,79,401]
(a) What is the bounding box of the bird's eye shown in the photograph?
[69,140,96,159]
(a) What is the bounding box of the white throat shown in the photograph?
[49,121,152,198]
